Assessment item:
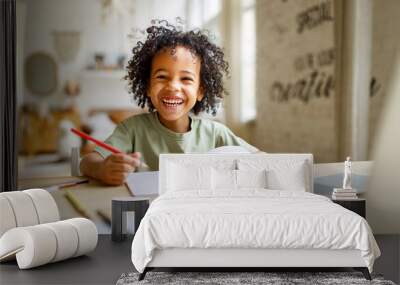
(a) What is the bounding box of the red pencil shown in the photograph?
[70,128,122,154]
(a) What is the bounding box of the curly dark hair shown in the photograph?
[124,21,229,116]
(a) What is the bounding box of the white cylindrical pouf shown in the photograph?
[23,189,60,223]
[1,192,39,227]
[0,226,57,269]
[43,220,79,262]
[64,218,98,257]
[0,196,17,237]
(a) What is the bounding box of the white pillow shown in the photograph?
[266,163,306,191]
[167,163,212,192]
[212,168,236,190]
[237,169,268,189]
[212,168,268,191]
[238,159,308,191]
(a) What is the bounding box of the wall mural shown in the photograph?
[370,77,381,97]
[269,45,381,104]
[255,0,386,162]
[255,0,338,162]
[269,48,335,103]
[296,0,333,34]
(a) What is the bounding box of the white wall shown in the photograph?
[362,0,400,235]
[369,0,400,156]
[366,52,400,234]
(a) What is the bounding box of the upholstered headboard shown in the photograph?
[159,153,314,195]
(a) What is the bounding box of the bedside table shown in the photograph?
[111,196,154,242]
[332,198,366,218]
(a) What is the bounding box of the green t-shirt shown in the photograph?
[95,112,257,171]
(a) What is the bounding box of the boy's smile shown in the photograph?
[147,46,204,133]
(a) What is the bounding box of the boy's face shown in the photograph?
[147,46,204,127]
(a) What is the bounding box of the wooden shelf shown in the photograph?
[81,69,126,79]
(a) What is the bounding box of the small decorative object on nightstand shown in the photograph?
[111,196,153,242]
[332,157,358,200]
[332,198,366,218]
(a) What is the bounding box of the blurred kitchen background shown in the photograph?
[16,0,399,180]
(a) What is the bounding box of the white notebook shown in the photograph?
[125,171,159,196]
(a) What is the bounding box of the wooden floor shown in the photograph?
[373,234,400,284]
[0,235,398,285]
[0,235,133,285]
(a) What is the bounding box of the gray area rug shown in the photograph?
[116,271,396,285]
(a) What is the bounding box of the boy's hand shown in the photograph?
[99,152,141,186]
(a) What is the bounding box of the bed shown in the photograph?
[131,154,380,281]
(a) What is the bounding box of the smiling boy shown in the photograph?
[80,24,258,186]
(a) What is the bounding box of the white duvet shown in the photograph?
[131,190,380,273]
